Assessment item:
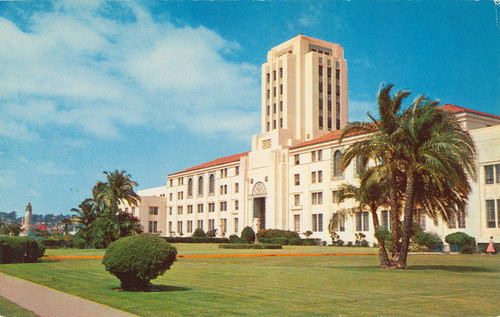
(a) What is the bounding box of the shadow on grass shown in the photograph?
[111,285,192,292]
[407,265,497,273]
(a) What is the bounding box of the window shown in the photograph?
[148,221,158,233]
[169,193,173,201]
[273,70,276,81]
[317,150,322,160]
[279,67,283,78]
[169,207,173,215]
[266,89,270,99]
[209,174,215,194]
[280,101,283,111]
[318,170,323,183]
[208,219,215,231]
[318,65,323,76]
[220,168,228,178]
[273,103,276,113]
[417,210,426,230]
[234,218,239,233]
[355,156,366,176]
[312,192,323,205]
[221,218,227,234]
[168,221,172,233]
[486,200,496,228]
[235,183,239,193]
[336,69,340,80]
[294,194,300,206]
[234,200,239,211]
[312,214,323,232]
[198,176,204,196]
[220,184,227,195]
[273,87,276,97]
[178,191,184,200]
[177,221,183,234]
[294,174,300,186]
[485,165,494,184]
[197,204,204,213]
[497,164,500,183]
[197,220,203,230]
[149,206,158,215]
[266,122,270,131]
[381,210,390,230]
[235,166,239,176]
[280,84,283,95]
[448,213,457,229]
[332,191,339,203]
[266,72,270,83]
[311,151,317,162]
[208,203,215,213]
[311,171,317,183]
[458,209,466,229]
[294,215,300,232]
[333,150,343,177]
[187,220,193,233]
[187,205,193,214]
[327,67,332,78]
[355,212,369,231]
[220,201,227,212]
[131,207,135,214]
[169,179,173,187]
[319,57,323,64]
[294,154,300,165]
[187,178,193,197]
[332,213,345,232]
[177,206,183,215]
[178,177,183,186]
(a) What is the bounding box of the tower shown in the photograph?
[254,34,348,152]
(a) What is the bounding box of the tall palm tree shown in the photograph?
[60,218,73,236]
[102,170,141,212]
[71,198,97,246]
[339,84,410,265]
[336,168,392,268]
[394,97,477,268]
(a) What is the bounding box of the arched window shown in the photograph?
[333,150,343,177]
[209,174,215,195]
[198,176,204,196]
[187,178,193,197]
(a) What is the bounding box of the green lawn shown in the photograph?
[2,246,499,316]
[0,296,38,317]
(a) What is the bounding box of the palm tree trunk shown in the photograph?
[371,206,391,268]
[389,168,401,266]
[397,170,416,269]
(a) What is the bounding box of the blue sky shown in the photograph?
[0,1,499,216]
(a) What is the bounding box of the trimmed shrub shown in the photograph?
[241,226,256,244]
[192,228,206,238]
[258,237,289,245]
[288,238,321,246]
[445,232,476,254]
[228,234,239,243]
[0,237,45,264]
[413,231,442,248]
[256,229,300,241]
[162,237,229,244]
[360,240,369,247]
[218,244,282,249]
[103,234,177,291]
[206,229,217,238]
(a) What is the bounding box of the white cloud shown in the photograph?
[35,160,75,176]
[348,100,379,122]
[0,2,260,140]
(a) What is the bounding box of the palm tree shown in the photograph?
[60,218,73,236]
[394,96,477,268]
[339,84,410,265]
[71,199,97,246]
[102,170,141,212]
[335,168,392,268]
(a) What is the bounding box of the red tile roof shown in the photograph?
[169,152,249,176]
[439,104,500,120]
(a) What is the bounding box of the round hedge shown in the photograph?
[241,226,255,244]
[102,234,177,291]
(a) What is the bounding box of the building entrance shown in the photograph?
[253,197,266,230]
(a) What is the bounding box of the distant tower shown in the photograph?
[21,202,35,237]
[259,34,348,149]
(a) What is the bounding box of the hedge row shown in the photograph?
[0,237,45,264]
[39,238,85,249]
[163,237,230,244]
[218,244,282,249]
[258,237,322,246]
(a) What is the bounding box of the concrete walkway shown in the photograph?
[0,273,138,317]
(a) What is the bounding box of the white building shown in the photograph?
[127,35,500,244]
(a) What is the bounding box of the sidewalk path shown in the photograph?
[0,273,138,317]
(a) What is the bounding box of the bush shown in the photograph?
[0,237,45,264]
[256,229,300,241]
[192,228,206,238]
[360,240,369,247]
[288,238,321,246]
[206,229,217,238]
[241,227,255,244]
[218,244,282,249]
[337,240,344,247]
[162,237,229,244]
[229,234,239,243]
[258,237,289,245]
[413,231,442,248]
[445,232,476,254]
[103,234,177,291]
[346,241,354,247]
